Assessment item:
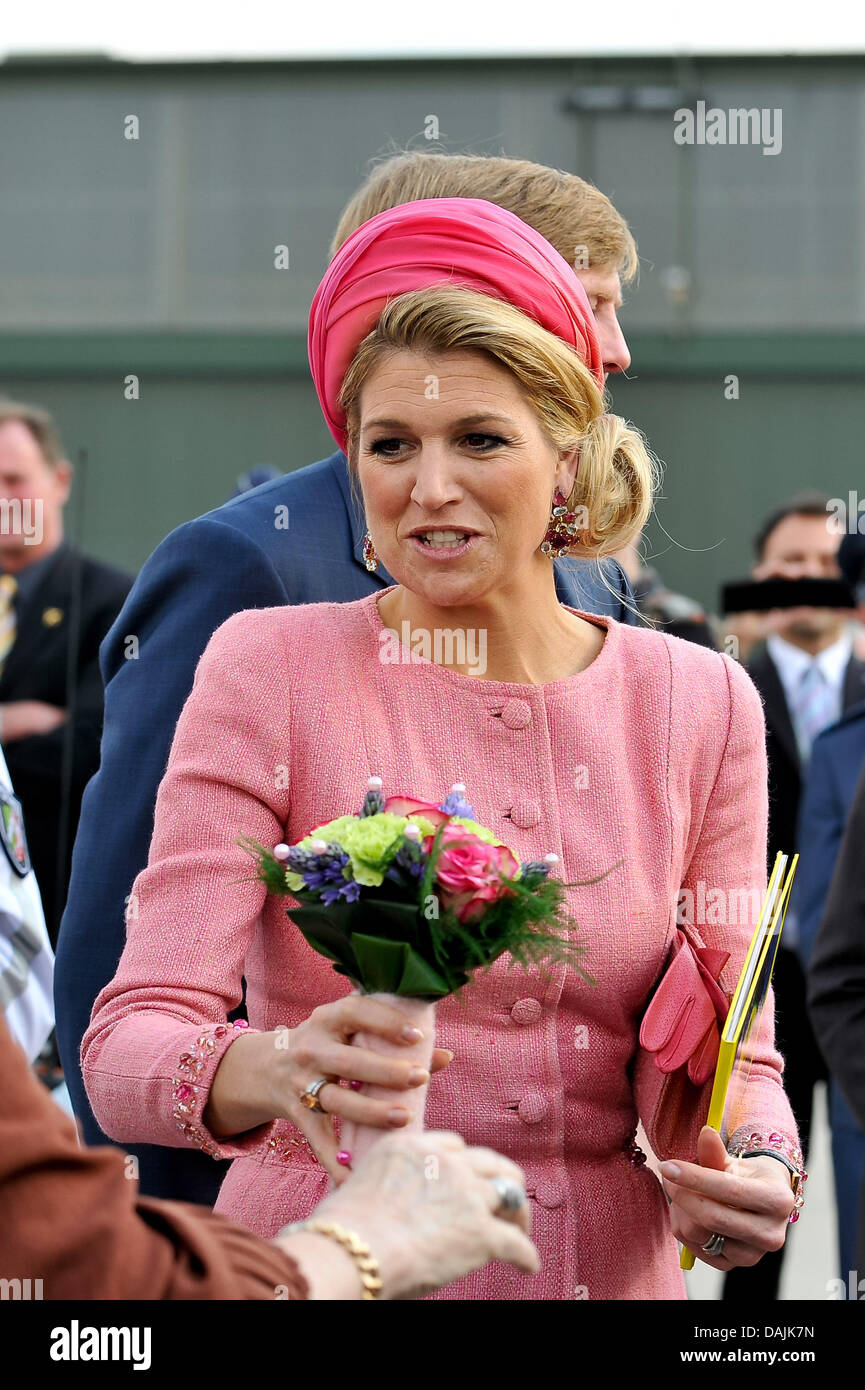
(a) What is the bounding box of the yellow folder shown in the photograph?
[679,850,799,1271]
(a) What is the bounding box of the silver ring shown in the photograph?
[299,1078,329,1113]
[701,1232,726,1257]
[490,1176,527,1215]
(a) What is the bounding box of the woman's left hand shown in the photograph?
[659,1125,796,1269]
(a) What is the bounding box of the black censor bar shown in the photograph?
[721,576,858,614]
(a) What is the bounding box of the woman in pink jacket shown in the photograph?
[82,200,803,1300]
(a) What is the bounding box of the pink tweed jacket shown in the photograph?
[82,588,799,1301]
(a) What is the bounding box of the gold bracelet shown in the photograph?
[300,1219,384,1299]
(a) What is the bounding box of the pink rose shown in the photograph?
[383,795,452,829]
[427,825,519,923]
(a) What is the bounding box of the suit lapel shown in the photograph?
[748,646,800,772]
[748,648,865,770]
[0,545,76,695]
[843,654,865,712]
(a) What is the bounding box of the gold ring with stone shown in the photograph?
[299,1078,329,1113]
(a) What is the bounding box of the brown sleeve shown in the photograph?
[0,1011,308,1300]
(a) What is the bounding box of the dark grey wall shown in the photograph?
[6,375,332,570]
[2,56,861,333]
[1,54,863,610]
[611,371,858,616]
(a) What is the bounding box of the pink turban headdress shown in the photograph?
[308,196,603,454]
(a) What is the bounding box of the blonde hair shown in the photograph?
[338,286,657,561]
[330,150,638,285]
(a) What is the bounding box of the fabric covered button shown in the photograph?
[511,997,542,1025]
[500,699,532,729]
[535,1179,566,1208]
[510,799,541,829]
[517,1092,548,1124]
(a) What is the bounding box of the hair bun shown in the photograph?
[571,413,658,557]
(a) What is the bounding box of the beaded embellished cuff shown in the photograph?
[171,1019,272,1159]
[725,1127,807,1223]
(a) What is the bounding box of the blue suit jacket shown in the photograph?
[55,449,637,1203]
[796,698,865,969]
[801,703,865,1275]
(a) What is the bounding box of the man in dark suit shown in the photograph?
[723,493,865,1301]
[797,532,865,1280]
[55,150,643,1205]
[808,757,865,1281]
[0,401,132,947]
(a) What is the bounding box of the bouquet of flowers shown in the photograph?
[241,777,594,1161]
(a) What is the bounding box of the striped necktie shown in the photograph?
[789,660,836,764]
[0,574,17,675]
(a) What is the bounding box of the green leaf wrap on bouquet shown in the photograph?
[286,899,471,997]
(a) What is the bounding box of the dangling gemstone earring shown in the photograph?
[362,530,379,572]
[540,488,581,557]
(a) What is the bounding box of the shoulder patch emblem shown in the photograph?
[0,789,30,877]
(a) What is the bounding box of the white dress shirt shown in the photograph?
[767,629,852,758]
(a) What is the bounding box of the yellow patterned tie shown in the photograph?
[0,574,18,675]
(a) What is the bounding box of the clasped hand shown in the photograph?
[660,1125,796,1269]
[270,995,452,1181]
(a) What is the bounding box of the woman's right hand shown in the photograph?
[275,1130,539,1299]
[265,995,451,1180]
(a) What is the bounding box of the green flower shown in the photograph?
[342,813,437,884]
[292,812,439,888]
[301,814,364,844]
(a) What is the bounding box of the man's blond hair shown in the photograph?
[330,150,638,283]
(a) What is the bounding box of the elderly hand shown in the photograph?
[267,994,452,1180]
[276,1130,539,1299]
[659,1125,796,1269]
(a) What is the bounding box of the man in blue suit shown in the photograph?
[55,151,642,1203]
[798,531,865,1279]
[808,753,865,1282]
